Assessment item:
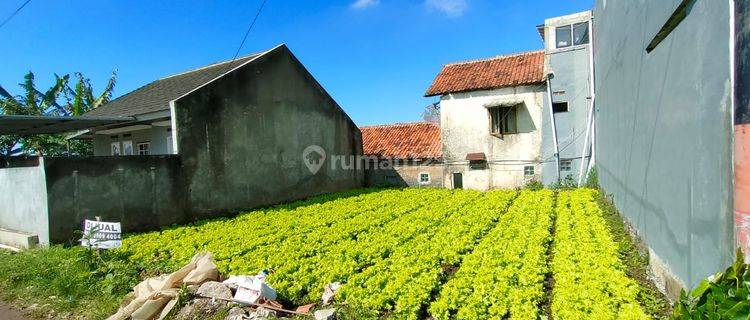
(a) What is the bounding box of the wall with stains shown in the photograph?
[43,156,186,243]
[593,0,733,292]
[0,157,49,245]
[38,45,364,243]
[174,45,364,219]
[439,85,545,190]
[734,0,750,261]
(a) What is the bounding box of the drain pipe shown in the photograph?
[546,72,560,183]
[578,16,597,185]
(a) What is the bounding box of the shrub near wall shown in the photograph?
[552,189,649,319]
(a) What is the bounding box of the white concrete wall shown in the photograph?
[440,85,545,190]
[0,159,49,245]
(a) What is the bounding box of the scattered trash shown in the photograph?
[314,308,336,320]
[321,282,341,305]
[196,281,233,300]
[106,252,219,320]
[223,270,277,304]
[296,303,316,314]
[249,306,277,320]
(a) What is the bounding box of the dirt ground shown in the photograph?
[0,301,31,320]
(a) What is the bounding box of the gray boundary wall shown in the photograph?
[593,0,734,289]
[0,157,49,245]
[44,156,185,243]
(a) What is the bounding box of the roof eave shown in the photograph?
[425,80,547,97]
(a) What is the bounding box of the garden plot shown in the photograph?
[119,188,653,319]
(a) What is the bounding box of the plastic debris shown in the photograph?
[314,308,336,320]
[223,270,277,304]
[107,252,219,320]
[322,282,341,304]
[296,303,316,314]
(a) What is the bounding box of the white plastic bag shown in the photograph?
[223,272,277,304]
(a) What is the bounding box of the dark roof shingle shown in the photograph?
[360,122,442,160]
[85,54,261,117]
[424,50,545,97]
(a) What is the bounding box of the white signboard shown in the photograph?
[81,219,122,249]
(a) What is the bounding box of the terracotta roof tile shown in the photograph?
[424,50,546,96]
[360,122,442,160]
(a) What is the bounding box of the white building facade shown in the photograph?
[425,51,547,190]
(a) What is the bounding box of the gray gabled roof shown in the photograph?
[85,53,263,117]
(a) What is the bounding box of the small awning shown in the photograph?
[0,115,135,136]
[484,99,525,108]
[466,152,487,161]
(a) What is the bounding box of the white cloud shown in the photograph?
[350,0,380,9]
[425,0,468,17]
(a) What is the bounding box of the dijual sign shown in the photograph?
[81,219,122,249]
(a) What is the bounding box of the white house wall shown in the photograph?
[93,126,173,156]
[440,85,545,190]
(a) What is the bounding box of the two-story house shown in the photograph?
[425,51,546,190]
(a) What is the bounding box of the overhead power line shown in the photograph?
[227,0,270,67]
[0,0,31,30]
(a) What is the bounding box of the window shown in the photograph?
[419,173,430,184]
[561,159,572,171]
[555,22,589,48]
[524,165,535,176]
[122,140,133,155]
[573,22,590,46]
[553,102,569,113]
[555,25,572,48]
[137,142,150,155]
[489,106,517,136]
[110,142,121,156]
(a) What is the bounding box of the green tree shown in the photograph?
[0,71,116,156]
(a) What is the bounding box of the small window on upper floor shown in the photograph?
[573,22,590,46]
[553,102,569,113]
[489,106,517,136]
[556,22,589,49]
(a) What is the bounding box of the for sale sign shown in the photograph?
[81,219,122,249]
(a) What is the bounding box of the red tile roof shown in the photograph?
[424,50,546,97]
[360,122,442,160]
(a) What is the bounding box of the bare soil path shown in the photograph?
[0,300,32,320]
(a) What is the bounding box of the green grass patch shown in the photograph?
[0,246,141,319]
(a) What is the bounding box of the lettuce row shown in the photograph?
[340,190,518,319]
[428,189,555,320]
[552,189,649,320]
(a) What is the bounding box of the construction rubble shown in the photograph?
[106,252,339,320]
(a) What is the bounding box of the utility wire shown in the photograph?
[223,0,269,73]
[0,0,31,30]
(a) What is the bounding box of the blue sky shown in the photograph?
[0,0,592,126]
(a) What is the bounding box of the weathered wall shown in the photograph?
[43,156,186,243]
[93,126,172,156]
[365,161,444,187]
[734,0,750,260]
[440,85,545,190]
[540,11,594,185]
[174,45,364,218]
[594,0,733,290]
[0,157,49,245]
